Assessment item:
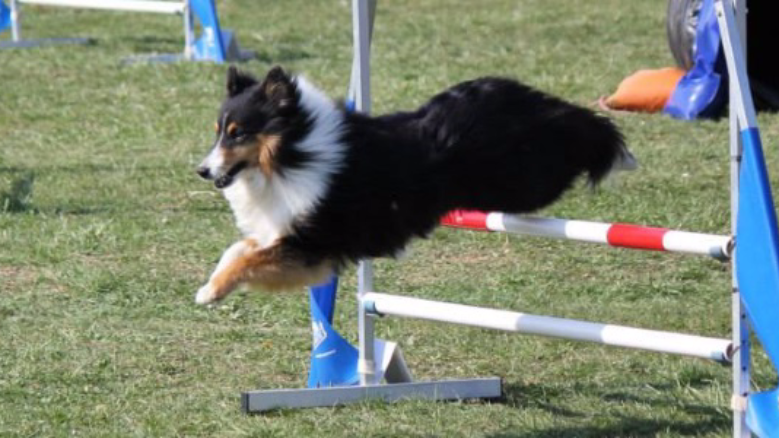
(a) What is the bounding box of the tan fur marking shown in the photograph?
[264,81,282,97]
[227,122,238,136]
[258,134,281,177]
[207,240,333,300]
[214,122,219,133]
[220,147,235,160]
[216,138,260,172]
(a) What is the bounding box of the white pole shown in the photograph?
[10,0,20,41]
[488,213,610,243]
[182,0,193,60]
[353,0,377,387]
[348,0,375,107]
[716,0,751,436]
[351,0,371,113]
[364,293,733,363]
[18,0,185,15]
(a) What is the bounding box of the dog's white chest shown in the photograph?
[222,175,285,248]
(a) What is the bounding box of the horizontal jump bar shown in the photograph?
[19,0,185,14]
[441,210,732,260]
[363,292,732,363]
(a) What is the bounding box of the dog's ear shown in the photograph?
[226,65,258,97]
[259,65,295,110]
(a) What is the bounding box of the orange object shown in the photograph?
[603,67,687,113]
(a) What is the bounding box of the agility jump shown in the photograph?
[243,1,779,437]
[0,0,253,62]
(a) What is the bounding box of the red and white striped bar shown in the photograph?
[363,292,733,363]
[442,210,732,260]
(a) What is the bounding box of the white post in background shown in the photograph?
[353,0,377,387]
[10,0,20,41]
[348,0,375,106]
[724,0,750,436]
[182,0,194,60]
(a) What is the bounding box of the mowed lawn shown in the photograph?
[2,0,778,437]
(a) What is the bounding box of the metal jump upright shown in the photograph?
[243,2,779,436]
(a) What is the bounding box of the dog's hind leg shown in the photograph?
[195,240,332,304]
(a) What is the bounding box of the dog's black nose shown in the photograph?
[196,166,211,179]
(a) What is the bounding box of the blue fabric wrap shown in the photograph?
[664,0,728,119]
[307,276,360,388]
[0,1,11,33]
[190,0,227,62]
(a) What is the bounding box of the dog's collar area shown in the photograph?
[214,161,249,189]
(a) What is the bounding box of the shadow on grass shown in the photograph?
[0,163,172,174]
[487,417,728,438]
[120,35,314,64]
[491,381,729,437]
[1,163,224,216]
[124,35,183,53]
[252,47,314,64]
[1,163,195,215]
[500,382,585,419]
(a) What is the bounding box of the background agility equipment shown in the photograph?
[0,0,253,63]
[665,0,779,119]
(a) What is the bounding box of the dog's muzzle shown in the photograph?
[196,161,248,189]
[196,166,211,179]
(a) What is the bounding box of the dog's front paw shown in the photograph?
[195,284,218,305]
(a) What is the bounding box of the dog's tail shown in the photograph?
[579,115,637,187]
[587,142,637,186]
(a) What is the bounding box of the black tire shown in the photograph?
[666,0,779,111]
[666,0,703,70]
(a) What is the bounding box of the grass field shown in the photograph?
[2,0,778,436]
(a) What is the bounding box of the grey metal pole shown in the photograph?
[353,0,377,387]
[348,0,375,106]
[10,0,20,41]
[721,0,750,436]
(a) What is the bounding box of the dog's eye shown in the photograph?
[230,128,247,142]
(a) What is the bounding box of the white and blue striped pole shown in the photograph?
[306,0,381,389]
[717,1,779,436]
[9,0,19,41]
[717,1,751,436]
[352,0,379,387]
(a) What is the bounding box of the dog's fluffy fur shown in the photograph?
[195,66,635,304]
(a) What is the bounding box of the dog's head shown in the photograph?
[197,65,305,189]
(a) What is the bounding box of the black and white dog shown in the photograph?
[194,66,635,304]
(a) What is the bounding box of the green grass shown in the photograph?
[1,0,778,436]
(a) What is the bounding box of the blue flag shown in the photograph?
[190,0,227,63]
[736,128,779,436]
